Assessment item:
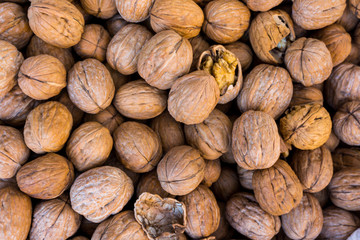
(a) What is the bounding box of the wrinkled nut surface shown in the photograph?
[237,166,254,190]
[337,5,359,32]
[350,0,360,18]
[136,170,173,198]
[225,41,253,72]
[84,105,123,134]
[211,166,240,201]
[80,0,117,19]
[189,35,210,71]
[202,159,221,187]
[324,130,340,152]
[226,192,281,240]
[106,14,127,36]
[290,84,324,107]
[244,0,283,12]
[332,147,360,172]
[70,166,134,223]
[56,91,84,127]
[105,62,130,91]
[116,0,154,22]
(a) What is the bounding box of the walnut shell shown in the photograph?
[211,201,234,240]
[203,0,250,44]
[237,166,254,190]
[70,166,134,223]
[136,170,173,198]
[332,148,360,172]
[346,43,360,65]
[211,166,241,201]
[79,219,99,239]
[67,59,115,114]
[84,105,123,134]
[56,90,84,127]
[24,101,73,154]
[106,14,127,36]
[253,160,303,216]
[189,35,210,71]
[244,0,283,12]
[226,192,281,240]
[350,0,360,18]
[116,0,154,22]
[157,145,205,196]
[280,104,332,150]
[105,62,129,91]
[80,0,117,19]
[16,153,74,199]
[337,5,359,32]
[313,188,330,207]
[202,159,221,187]
[225,42,253,72]
[138,30,192,90]
[28,0,85,48]
[324,130,340,152]
[289,84,324,107]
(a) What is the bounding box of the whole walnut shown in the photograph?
[116,0,154,22]
[106,14,127,36]
[290,84,324,107]
[226,192,281,240]
[84,105,123,134]
[0,3,32,49]
[337,5,359,32]
[138,30,192,90]
[249,10,295,64]
[203,0,250,44]
[80,0,117,19]
[332,148,360,172]
[114,80,167,120]
[292,0,346,30]
[244,0,283,12]
[179,185,220,239]
[324,130,340,152]
[157,145,205,196]
[16,153,74,199]
[211,166,241,201]
[0,185,32,240]
[232,110,280,170]
[253,160,303,216]
[237,64,293,119]
[67,59,115,114]
[18,55,66,100]
[280,104,332,150]
[150,0,203,39]
[24,101,73,154]
[56,91,85,127]
[333,101,360,146]
[0,126,29,179]
[202,159,221,187]
[237,166,254,190]
[281,193,323,240]
[189,35,210,71]
[350,0,360,18]
[136,170,173,198]
[70,166,134,223]
[28,0,85,48]
[225,42,253,72]
[107,24,152,75]
[29,194,81,240]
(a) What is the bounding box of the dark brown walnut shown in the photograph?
[72,0,92,22]
[92,211,149,240]
[105,62,129,91]
[29,194,81,240]
[290,84,324,107]
[292,0,346,30]
[178,185,220,239]
[80,0,117,19]
[324,130,340,152]
[237,166,254,190]
[281,193,323,240]
[0,3,32,49]
[67,59,115,114]
[24,101,73,154]
[319,206,360,240]
[107,24,153,75]
[18,54,67,100]
[136,170,173,198]
[189,35,210,71]
[237,64,293,119]
[56,90,84,127]
[157,145,205,196]
[198,45,243,104]
[291,146,333,193]
[249,10,295,64]
[280,134,292,158]
[106,14,127,36]
[355,23,360,45]
[225,42,253,72]
[28,0,85,48]
[346,44,360,65]
[192,0,212,7]
[333,101,360,146]
[116,0,154,22]
[226,192,281,240]
[253,160,303,216]
[70,166,134,223]
[280,104,332,150]
[337,5,359,32]
[138,30,192,90]
[168,70,220,125]
[202,159,221,187]
[313,188,330,207]
[151,111,185,153]
[0,126,29,179]
[79,219,99,239]
[243,0,283,12]
[16,153,74,199]
[211,166,241,201]
[84,105,123,134]
[0,185,32,240]
[232,110,280,170]
[211,202,234,240]
[332,148,360,172]
[350,0,360,18]
[70,237,89,240]
[203,0,250,44]
[114,121,162,173]
[150,0,203,39]
[134,193,187,239]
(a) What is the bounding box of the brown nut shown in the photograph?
[280,134,292,158]
[138,30,192,90]
[226,192,281,240]
[56,90,84,127]
[70,166,134,223]
[106,14,127,36]
[28,0,85,48]
[84,105,123,134]
[150,0,203,39]
[80,0,117,19]
[346,43,360,65]
[237,64,293,119]
[253,160,303,216]
[280,104,332,150]
[70,237,88,240]
[337,5,359,32]
[350,0,360,18]
[202,159,221,187]
[136,170,173,198]
[203,0,250,44]
[211,201,234,240]
[157,145,205,196]
[211,166,241,201]
[105,63,129,91]
[289,84,324,107]
[116,0,154,22]
[67,59,115,114]
[225,42,253,72]
[232,110,280,170]
[237,166,254,190]
[324,130,340,152]
[313,188,330,208]
[16,153,74,199]
[244,0,283,12]
[79,219,99,239]
[332,148,360,172]
[189,35,210,71]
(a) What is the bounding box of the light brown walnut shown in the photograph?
[244,0,283,12]
[84,105,123,134]
[116,0,154,22]
[80,0,117,19]
[225,42,253,72]
[202,159,221,187]
[290,84,324,107]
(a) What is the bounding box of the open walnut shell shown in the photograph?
[134,193,186,240]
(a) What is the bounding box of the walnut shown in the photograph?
[313,188,330,207]
[138,30,192,90]
[80,0,117,19]
[56,90,84,127]
[350,0,360,18]
[0,126,29,179]
[70,237,88,240]
[150,0,203,39]
[225,42,253,72]
[211,202,234,240]
[157,145,205,196]
[16,153,74,199]
[211,166,240,201]
[189,35,210,71]
[106,14,127,36]
[136,170,173,198]
[324,131,340,152]
[105,62,129,91]
[116,0,154,22]
[203,0,250,44]
[84,105,123,134]
[337,5,359,32]
[237,64,293,119]
[355,23,360,45]
[292,0,346,30]
[243,0,283,12]
[280,104,332,150]
[289,84,324,107]
[202,159,221,187]
[332,148,360,172]
[28,0,85,48]
[253,160,303,216]
[67,59,115,114]
[237,166,254,190]
[232,110,280,170]
[30,194,81,240]
[346,43,360,65]
[280,134,292,158]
